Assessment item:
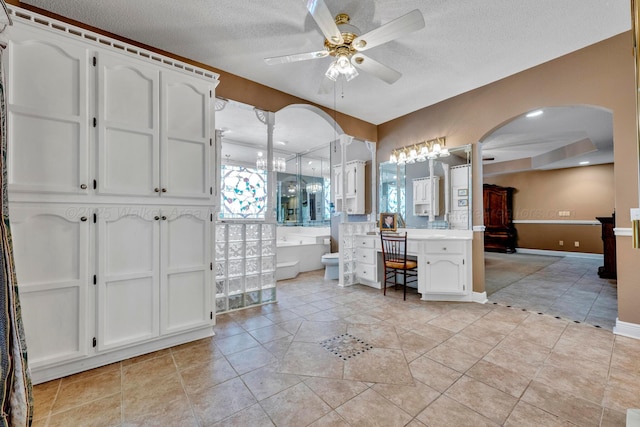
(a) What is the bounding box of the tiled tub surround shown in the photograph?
[33,270,637,426]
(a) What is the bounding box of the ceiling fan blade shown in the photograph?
[352,53,401,84]
[264,50,329,65]
[352,9,425,51]
[305,0,344,45]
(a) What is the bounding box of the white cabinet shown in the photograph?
[419,239,470,300]
[413,177,440,217]
[10,205,91,369]
[355,236,379,287]
[97,207,212,351]
[97,53,214,199]
[5,17,219,383]
[334,160,366,214]
[6,29,91,195]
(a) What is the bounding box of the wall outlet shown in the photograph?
[558,210,571,217]
[574,241,580,247]
[559,240,564,246]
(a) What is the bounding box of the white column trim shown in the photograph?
[614,227,632,236]
[473,225,486,232]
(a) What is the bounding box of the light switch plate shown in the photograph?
[631,208,640,221]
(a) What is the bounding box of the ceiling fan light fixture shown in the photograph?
[325,62,340,81]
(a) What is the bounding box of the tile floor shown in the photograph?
[485,253,618,330]
[32,269,638,427]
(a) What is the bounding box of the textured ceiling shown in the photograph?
[20,0,630,125]
[15,0,628,172]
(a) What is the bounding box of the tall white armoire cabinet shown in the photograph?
[5,11,219,383]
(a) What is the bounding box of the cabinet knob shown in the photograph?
[443,247,447,251]
[161,188,167,193]
[154,188,160,192]
[161,216,167,220]
[80,184,87,189]
[80,216,87,222]
[154,216,160,220]
[427,261,431,264]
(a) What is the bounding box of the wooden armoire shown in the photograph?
[483,184,517,253]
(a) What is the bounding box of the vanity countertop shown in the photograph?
[358,229,473,241]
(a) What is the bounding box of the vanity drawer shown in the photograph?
[357,263,377,281]
[425,240,464,254]
[355,236,376,249]
[356,248,376,264]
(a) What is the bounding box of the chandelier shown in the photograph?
[305,168,323,193]
[389,137,449,165]
[256,152,286,172]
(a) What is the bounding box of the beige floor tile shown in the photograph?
[304,377,369,409]
[234,314,275,331]
[398,331,440,355]
[122,375,186,419]
[535,362,606,404]
[215,331,261,355]
[343,348,413,385]
[346,323,401,349]
[509,315,568,348]
[504,400,573,427]
[212,317,245,339]
[465,359,531,398]
[459,322,507,346]
[521,380,603,426]
[408,323,455,344]
[307,410,350,427]
[32,379,60,421]
[426,342,481,373]
[409,355,462,392]
[278,341,344,378]
[276,318,304,335]
[262,309,301,324]
[122,353,177,390]
[442,334,495,357]
[260,382,332,426]
[121,348,171,367]
[180,356,238,394]
[600,407,627,427]
[241,364,301,400]
[225,345,278,375]
[305,311,343,322]
[210,403,275,427]
[48,393,121,427]
[31,418,47,427]
[123,394,197,427]
[171,339,225,370]
[51,369,121,414]
[482,346,542,379]
[261,335,294,359]
[372,381,440,416]
[416,395,499,427]
[494,334,552,364]
[445,375,518,424]
[190,377,257,426]
[293,320,347,343]
[335,388,412,427]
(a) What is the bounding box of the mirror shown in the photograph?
[379,144,472,229]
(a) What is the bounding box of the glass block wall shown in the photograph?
[339,222,376,286]
[215,222,277,313]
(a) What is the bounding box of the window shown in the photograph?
[220,164,267,219]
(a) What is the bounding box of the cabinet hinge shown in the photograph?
[93,213,97,223]
[92,337,97,347]
[93,117,97,127]
[210,138,212,146]
[93,275,96,285]
[93,179,97,190]
[210,187,213,195]
[210,90,212,98]
[210,312,213,320]
[463,259,465,265]
[210,213,213,222]
[210,262,213,271]
[92,56,96,67]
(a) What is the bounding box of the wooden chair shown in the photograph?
[380,232,418,300]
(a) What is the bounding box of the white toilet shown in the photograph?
[321,253,340,280]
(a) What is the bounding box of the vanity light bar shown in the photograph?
[389,137,449,164]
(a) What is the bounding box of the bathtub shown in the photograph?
[276,229,330,281]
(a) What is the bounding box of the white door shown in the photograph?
[97,207,160,351]
[11,205,90,367]
[160,70,213,199]
[96,52,160,197]
[6,29,90,195]
[160,207,212,334]
[423,255,465,295]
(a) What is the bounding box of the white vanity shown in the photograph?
[353,229,476,302]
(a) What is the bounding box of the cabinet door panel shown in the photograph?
[424,256,464,294]
[10,205,90,367]
[161,208,211,334]
[161,71,212,199]
[97,52,160,196]
[6,32,89,194]
[98,208,159,351]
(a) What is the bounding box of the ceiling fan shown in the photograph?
[264,0,425,84]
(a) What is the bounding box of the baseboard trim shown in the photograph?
[515,248,603,260]
[614,318,640,340]
[473,291,488,304]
